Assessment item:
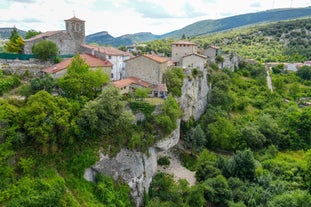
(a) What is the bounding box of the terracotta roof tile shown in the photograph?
[172,40,198,46]
[81,44,133,57]
[43,54,112,74]
[208,45,220,49]
[24,30,63,42]
[125,54,169,63]
[182,53,207,59]
[113,77,151,88]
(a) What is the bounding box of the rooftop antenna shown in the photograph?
[73,10,75,17]
[290,0,293,7]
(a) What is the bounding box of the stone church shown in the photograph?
[23,16,85,55]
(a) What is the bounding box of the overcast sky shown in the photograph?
[0,0,310,37]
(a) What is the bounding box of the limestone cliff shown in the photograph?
[178,69,209,121]
[84,120,180,207]
[84,68,209,206]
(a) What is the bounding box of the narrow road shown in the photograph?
[266,67,273,92]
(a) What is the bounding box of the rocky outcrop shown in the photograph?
[84,120,180,207]
[83,67,210,206]
[178,69,209,121]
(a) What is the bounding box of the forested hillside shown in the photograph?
[141,17,311,63]
[193,17,311,63]
[1,16,311,207]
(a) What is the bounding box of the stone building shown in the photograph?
[113,76,167,98]
[24,16,85,55]
[181,53,207,70]
[81,44,133,80]
[125,54,171,84]
[42,54,112,78]
[171,40,198,65]
[202,45,220,61]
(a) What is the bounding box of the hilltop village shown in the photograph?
[2,14,311,207]
[17,16,237,95]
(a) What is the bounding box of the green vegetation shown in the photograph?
[0,71,21,95]
[32,40,58,61]
[4,28,24,53]
[164,67,184,97]
[24,29,41,39]
[2,15,311,207]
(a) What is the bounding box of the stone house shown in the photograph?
[42,54,112,78]
[113,76,167,98]
[181,53,207,70]
[171,40,198,66]
[80,44,133,80]
[24,16,85,55]
[203,45,220,61]
[125,54,172,84]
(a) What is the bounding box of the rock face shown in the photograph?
[84,120,180,207]
[178,69,209,121]
[84,68,209,206]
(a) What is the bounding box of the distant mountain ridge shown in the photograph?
[0,28,26,39]
[86,7,311,47]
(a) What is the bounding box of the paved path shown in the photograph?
[266,67,273,92]
[157,148,196,186]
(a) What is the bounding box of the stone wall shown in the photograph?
[0,59,51,78]
[125,56,167,84]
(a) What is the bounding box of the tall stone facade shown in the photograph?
[125,54,169,84]
[171,40,198,65]
[24,16,85,55]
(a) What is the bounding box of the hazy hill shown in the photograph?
[0,27,26,39]
[86,7,311,47]
[86,32,161,47]
[164,7,311,38]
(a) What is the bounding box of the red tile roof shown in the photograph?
[81,44,133,57]
[125,54,169,63]
[182,53,207,59]
[113,77,151,88]
[43,54,112,74]
[208,45,220,49]
[172,40,198,46]
[24,30,63,42]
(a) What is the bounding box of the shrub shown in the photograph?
[158,156,170,166]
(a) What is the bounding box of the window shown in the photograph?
[111,73,114,79]
[109,56,112,59]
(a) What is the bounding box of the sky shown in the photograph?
[0,0,311,37]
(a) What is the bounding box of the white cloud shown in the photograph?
[0,0,310,37]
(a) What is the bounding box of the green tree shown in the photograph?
[135,87,151,100]
[207,116,236,150]
[202,175,232,207]
[32,40,58,61]
[4,28,24,53]
[184,124,206,152]
[94,174,131,207]
[24,29,41,39]
[164,67,184,97]
[29,75,55,94]
[20,91,75,153]
[154,95,182,135]
[230,149,256,181]
[297,65,311,81]
[78,85,134,141]
[58,54,109,100]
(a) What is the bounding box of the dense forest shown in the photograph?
[1,18,311,207]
